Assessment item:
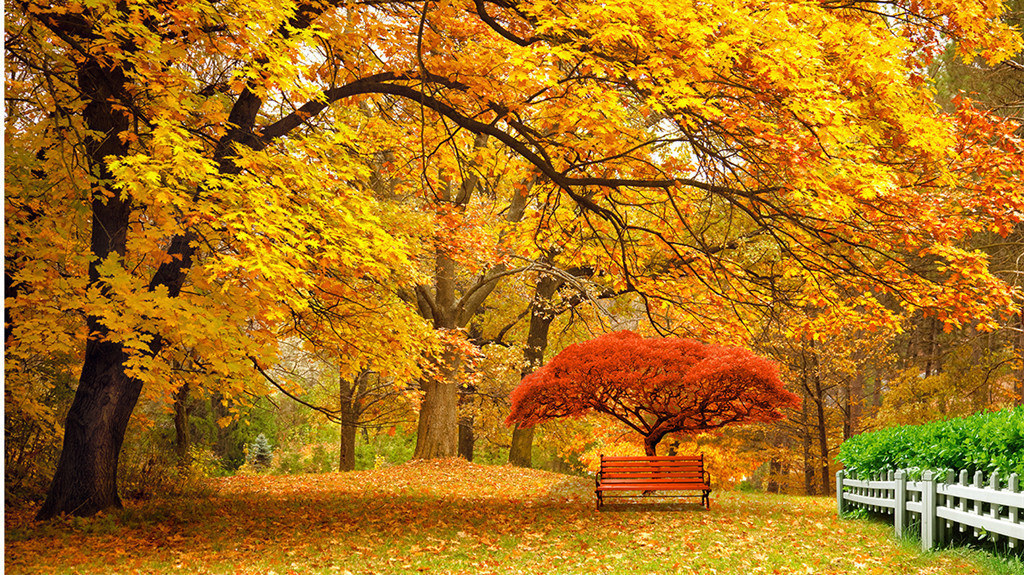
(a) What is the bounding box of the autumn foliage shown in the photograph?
[506,331,800,455]
[5,0,1024,518]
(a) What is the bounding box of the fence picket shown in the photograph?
[973,471,984,538]
[894,470,907,538]
[989,472,1001,544]
[1010,473,1020,550]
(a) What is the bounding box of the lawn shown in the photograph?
[5,459,1020,574]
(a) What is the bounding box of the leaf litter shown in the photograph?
[4,458,1009,574]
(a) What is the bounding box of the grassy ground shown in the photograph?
[5,458,1021,574]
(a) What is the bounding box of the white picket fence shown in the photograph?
[836,468,1023,551]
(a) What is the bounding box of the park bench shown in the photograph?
[595,454,712,510]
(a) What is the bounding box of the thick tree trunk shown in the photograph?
[412,137,506,460]
[339,419,357,472]
[413,237,461,458]
[37,342,142,519]
[414,374,460,458]
[173,381,191,469]
[508,425,534,467]
[508,273,560,467]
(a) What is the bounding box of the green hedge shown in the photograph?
[837,407,1024,480]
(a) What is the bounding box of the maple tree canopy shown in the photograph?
[506,331,801,455]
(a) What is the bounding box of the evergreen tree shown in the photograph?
[250,434,273,470]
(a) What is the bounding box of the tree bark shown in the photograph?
[508,424,535,467]
[412,134,509,460]
[847,367,864,439]
[37,341,141,518]
[643,430,666,456]
[173,381,191,469]
[339,419,357,472]
[1017,307,1024,407]
[508,272,561,467]
[766,459,782,494]
[412,180,463,459]
[458,416,475,461]
[801,392,816,496]
[412,250,461,458]
[813,371,831,496]
[339,372,357,472]
[414,373,460,458]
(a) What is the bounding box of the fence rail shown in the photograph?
[836,469,1023,552]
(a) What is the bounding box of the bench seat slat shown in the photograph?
[593,478,712,487]
[598,462,704,468]
[596,453,712,510]
[602,474,708,478]
[602,456,704,461]
[599,473,707,478]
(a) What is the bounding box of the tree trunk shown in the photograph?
[643,433,664,456]
[508,425,535,467]
[814,372,831,496]
[30,5,314,519]
[924,316,938,378]
[1017,307,1024,407]
[412,135,508,460]
[766,459,783,494]
[173,381,191,469]
[37,342,142,519]
[457,373,476,461]
[414,364,460,458]
[211,392,232,460]
[508,272,561,467]
[339,372,357,472]
[802,393,816,496]
[458,416,475,461]
[413,229,461,459]
[847,367,864,439]
[339,419,357,472]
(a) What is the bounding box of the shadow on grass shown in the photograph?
[598,502,709,513]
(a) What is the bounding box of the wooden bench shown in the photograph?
[595,454,712,510]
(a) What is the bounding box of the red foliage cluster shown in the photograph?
[506,331,800,455]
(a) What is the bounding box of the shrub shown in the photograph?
[838,407,1024,479]
[119,445,218,500]
[355,428,416,470]
[275,442,335,474]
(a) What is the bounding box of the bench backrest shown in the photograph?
[599,455,707,483]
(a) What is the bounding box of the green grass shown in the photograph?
[5,459,1020,574]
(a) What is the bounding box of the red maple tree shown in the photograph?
[506,331,800,455]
